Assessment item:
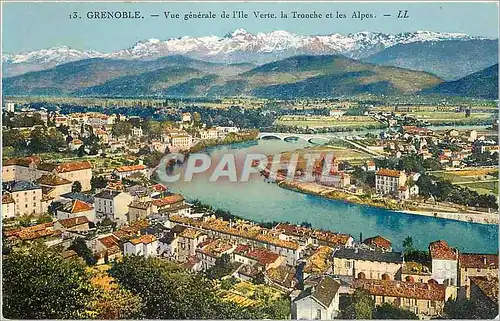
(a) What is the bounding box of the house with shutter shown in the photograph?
[333,247,403,281]
[292,276,341,320]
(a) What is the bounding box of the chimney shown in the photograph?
[360,232,363,243]
[483,257,487,265]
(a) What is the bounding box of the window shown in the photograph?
[316,309,322,320]
[345,261,351,269]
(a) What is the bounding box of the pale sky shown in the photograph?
[2,1,499,53]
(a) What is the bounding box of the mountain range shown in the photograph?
[3,29,498,99]
[422,64,498,99]
[3,54,444,98]
[3,29,495,79]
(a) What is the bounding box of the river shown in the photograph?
[156,137,498,253]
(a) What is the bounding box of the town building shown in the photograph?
[36,174,73,200]
[234,247,286,271]
[2,156,42,182]
[332,247,404,281]
[37,161,92,191]
[352,278,454,318]
[158,225,187,260]
[429,240,459,286]
[56,199,96,222]
[200,128,219,140]
[458,253,498,298]
[53,216,90,233]
[4,181,49,216]
[131,127,143,137]
[168,134,193,151]
[68,139,83,151]
[401,262,433,284]
[375,169,407,195]
[113,164,149,180]
[362,235,392,252]
[311,230,354,249]
[128,200,153,224]
[265,265,297,293]
[196,239,236,270]
[292,276,341,320]
[177,228,208,262]
[123,234,158,257]
[151,194,191,220]
[182,112,192,122]
[2,193,16,219]
[303,246,334,276]
[94,190,133,223]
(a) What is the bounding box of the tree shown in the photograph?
[374,303,418,319]
[77,145,86,157]
[341,288,375,319]
[444,298,481,319]
[2,244,95,319]
[91,175,108,191]
[111,121,133,138]
[300,221,312,228]
[69,237,97,265]
[206,253,234,280]
[403,236,414,254]
[72,181,82,193]
[109,255,240,319]
[91,286,143,319]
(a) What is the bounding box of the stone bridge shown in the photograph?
[257,132,335,144]
[257,132,384,157]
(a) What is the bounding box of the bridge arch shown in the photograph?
[283,136,308,143]
[307,137,330,145]
[259,134,283,140]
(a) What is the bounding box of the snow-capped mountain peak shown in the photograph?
[3,30,492,77]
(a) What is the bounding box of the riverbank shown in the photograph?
[277,179,499,225]
[189,130,259,153]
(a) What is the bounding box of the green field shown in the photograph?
[275,115,381,129]
[433,169,498,195]
[409,111,495,124]
[457,181,499,195]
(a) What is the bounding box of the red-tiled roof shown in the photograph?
[275,223,312,237]
[429,240,458,261]
[128,234,157,245]
[36,174,72,186]
[234,244,251,254]
[67,200,93,213]
[56,216,89,229]
[3,156,42,167]
[353,278,446,301]
[98,235,121,249]
[312,230,352,247]
[459,253,498,269]
[152,194,184,207]
[376,168,402,178]
[244,248,280,265]
[56,161,92,173]
[115,164,147,172]
[363,235,392,250]
[151,183,168,192]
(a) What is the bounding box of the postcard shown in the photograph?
[1,1,499,320]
